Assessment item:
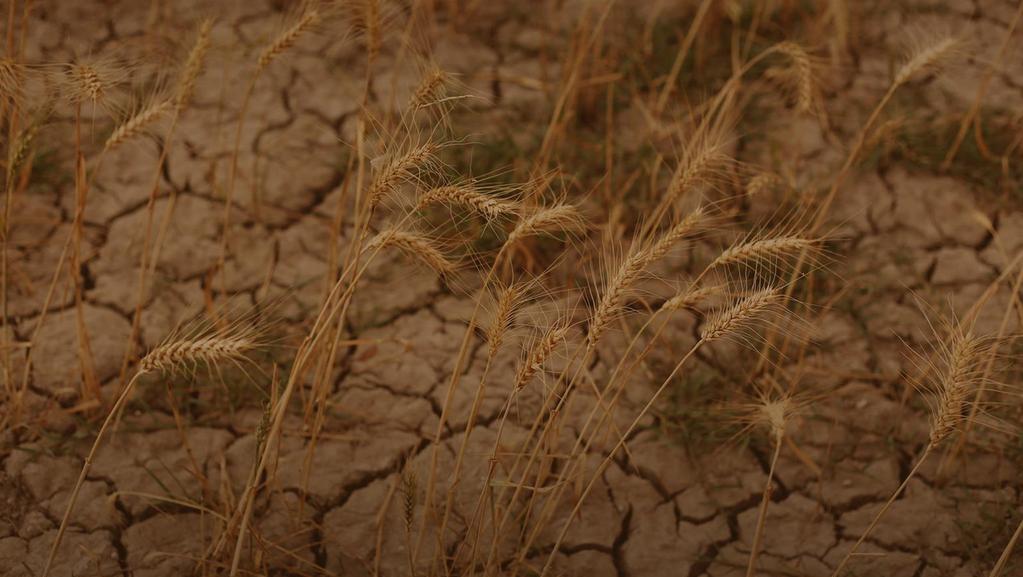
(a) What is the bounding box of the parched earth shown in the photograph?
[2,1,1023,576]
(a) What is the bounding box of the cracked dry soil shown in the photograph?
[2,1,1023,577]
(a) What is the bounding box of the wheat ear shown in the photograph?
[700,287,782,341]
[368,141,439,207]
[104,99,172,151]
[514,323,570,390]
[258,8,321,72]
[894,35,960,86]
[777,42,815,113]
[506,203,586,246]
[418,184,517,220]
[368,229,456,275]
[175,18,213,111]
[711,236,818,270]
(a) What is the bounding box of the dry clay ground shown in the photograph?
[2,0,1023,576]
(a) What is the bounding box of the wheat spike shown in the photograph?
[368,229,456,275]
[176,19,213,111]
[140,333,257,374]
[648,206,707,260]
[401,468,417,532]
[487,283,526,358]
[929,331,984,445]
[409,66,449,110]
[661,284,718,312]
[700,287,781,341]
[895,35,960,86]
[105,99,172,151]
[506,203,585,246]
[588,247,652,349]
[515,323,570,390]
[368,141,439,207]
[419,184,517,220]
[258,9,321,72]
[776,42,814,113]
[711,236,817,270]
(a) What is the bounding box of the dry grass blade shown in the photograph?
[368,229,456,275]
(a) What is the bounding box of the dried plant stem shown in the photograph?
[42,373,145,577]
[218,74,258,294]
[989,516,1023,577]
[828,444,933,577]
[944,1,1022,170]
[746,436,783,577]
[539,343,704,577]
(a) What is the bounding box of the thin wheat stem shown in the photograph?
[42,372,145,577]
[828,444,933,577]
[747,436,783,577]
